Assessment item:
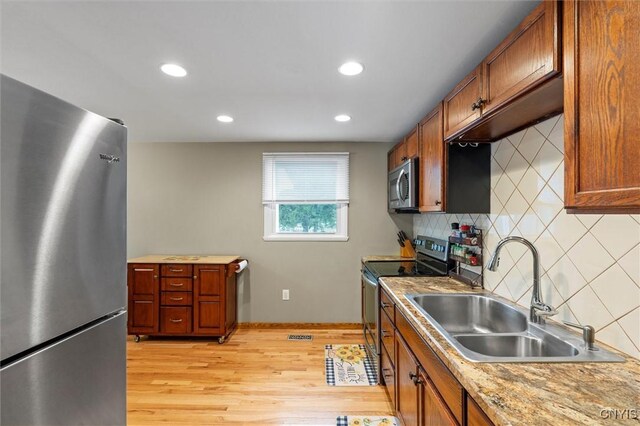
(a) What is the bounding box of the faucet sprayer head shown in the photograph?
[487,252,500,271]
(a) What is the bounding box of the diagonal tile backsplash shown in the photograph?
[413,114,640,359]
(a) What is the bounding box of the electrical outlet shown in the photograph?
[282,289,290,301]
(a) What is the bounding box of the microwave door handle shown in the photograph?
[396,169,405,202]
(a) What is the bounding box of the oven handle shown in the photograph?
[362,271,378,287]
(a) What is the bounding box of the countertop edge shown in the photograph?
[379,276,640,426]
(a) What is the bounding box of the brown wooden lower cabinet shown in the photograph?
[128,261,241,343]
[380,287,494,426]
[467,395,495,426]
[396,334,420,426]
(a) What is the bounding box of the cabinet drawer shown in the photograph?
[396,308,463,424]
[380,310,395,366]
[161,291,193,306]
[161,277,193,292]
[380,288,395,323]
[161,264,193,277]
[160,307,192,334]
[381,345,396,410]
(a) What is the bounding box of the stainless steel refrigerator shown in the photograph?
[1,75,127,425]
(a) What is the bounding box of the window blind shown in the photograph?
[262,152,349,204]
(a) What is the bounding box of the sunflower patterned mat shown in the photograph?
[325,344,377,386]
[336,416,399,426]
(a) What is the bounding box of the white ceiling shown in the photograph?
[1,1,538,143]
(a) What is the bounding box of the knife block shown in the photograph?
[400,241,416,258]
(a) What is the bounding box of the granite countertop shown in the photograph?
[362,255,414,262]
[128,255,240,264]
[379,276,640,426]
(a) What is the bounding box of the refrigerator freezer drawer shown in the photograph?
[1,312,126,426]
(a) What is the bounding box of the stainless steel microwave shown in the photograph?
[388,158,418,212]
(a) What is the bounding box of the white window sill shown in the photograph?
[263,234,349,242]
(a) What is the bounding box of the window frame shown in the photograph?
[262,152,349,242]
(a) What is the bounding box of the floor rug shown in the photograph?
[336,416,399,426]
[325,344,377,386]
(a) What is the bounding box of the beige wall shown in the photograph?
[128,142,412,323]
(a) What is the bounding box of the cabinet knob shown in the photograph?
[409,372,422,386]
[435,200,441,205]
[471,97,487,111]
[193,275,198,279]
[153,275,158,279]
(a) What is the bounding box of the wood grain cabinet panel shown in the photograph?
[195,301,222,332]
[564,0,640,211]
[197,266,223,296]
[443,65,483,140]
[161,291,193,306]
[129,264,158,297]
[467,395,495,426]
[422,373,458,426]
[381,345,396,410]
[161,264,193,277]
[127,264,159,334]
[396,335,420,426]
[380,310,395,366]
[418,103,445,212]
[482,1,560,115]
[161,277,193,292]
[130,300,156,330]
[160,307,192,334]
[405,127,419,159]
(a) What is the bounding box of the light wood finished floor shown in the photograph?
[127,328,393,425]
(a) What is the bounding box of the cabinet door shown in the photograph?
[418,103,445,212]
[127,264,159,334]
[467,395,494,426]
[388,150,395,172]
[394,140,408,166]
[129,264,158,297]
[405,127,419,159]
[396,335,420,426]
[422,373,458,426]
[443,65,482,140]
[564,0,640,211]
[194,265,225,334]
[129,300,156,330]
[482,1,559,115]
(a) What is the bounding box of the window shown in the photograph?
[263,152,349,241]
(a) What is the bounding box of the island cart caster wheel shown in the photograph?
[218,336,225,344]
[134,335,141,343]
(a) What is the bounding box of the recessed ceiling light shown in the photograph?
[217,115,234,123]
[338,61,364,76]
[160,63,187,77]
[334,114,351,122]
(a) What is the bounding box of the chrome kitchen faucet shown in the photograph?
[487,236,557,324]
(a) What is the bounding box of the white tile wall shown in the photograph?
[413,114,640,359]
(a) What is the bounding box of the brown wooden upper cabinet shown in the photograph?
[388,125,419,171]
[482,0,560,115]
[444,1,562,142]
[443,65,483,140]
[563,0,640,212]
[418,103,445,212]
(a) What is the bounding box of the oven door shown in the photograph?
[361,268,380,383]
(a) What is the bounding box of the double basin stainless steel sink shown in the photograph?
[406,293,624,363]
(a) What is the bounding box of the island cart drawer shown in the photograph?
[161,292,193,306]
[161,264,193,277]
[161,277,193,292]
[160,307,192,333]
